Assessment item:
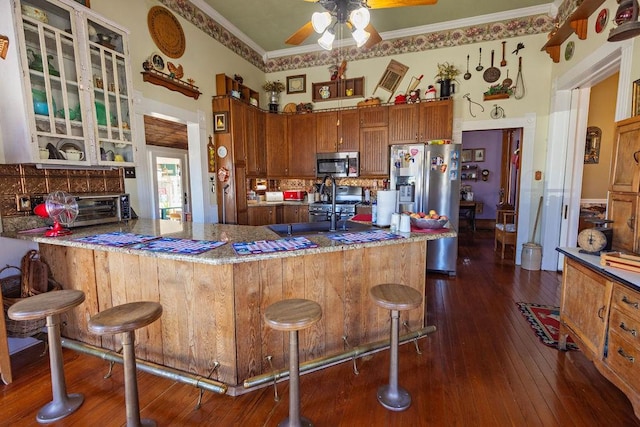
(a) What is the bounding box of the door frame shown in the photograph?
[149,147,190,220]
[541,40,633,271]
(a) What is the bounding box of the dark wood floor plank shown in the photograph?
[2,230,640,426]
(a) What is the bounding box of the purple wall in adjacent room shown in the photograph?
[461,130,503,220]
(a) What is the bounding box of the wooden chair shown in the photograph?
[495,209,517,259]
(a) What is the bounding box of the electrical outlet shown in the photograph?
[15,194,31,212]
[124,167,136,178]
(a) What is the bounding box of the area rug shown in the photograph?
[516,302,579,351]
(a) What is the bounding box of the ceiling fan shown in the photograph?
[286,0,438,50]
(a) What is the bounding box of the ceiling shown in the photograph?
[200,0,556,53]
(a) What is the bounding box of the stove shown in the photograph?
[308,186,362,222]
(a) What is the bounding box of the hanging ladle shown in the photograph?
[476,47,483,71]
[502,70,512,88]
[464,55,471,80]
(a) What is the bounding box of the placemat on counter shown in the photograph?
[72,231,160,247]
[350,214,372,222]
[327,230,405,244]
[129,237,226,254]
[233,237,318,255]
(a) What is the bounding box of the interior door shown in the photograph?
[150,147,190,220]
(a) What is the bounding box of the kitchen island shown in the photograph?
[8,219,454,393]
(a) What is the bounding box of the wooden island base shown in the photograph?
[39,239,428,393]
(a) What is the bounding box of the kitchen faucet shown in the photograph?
[319,175,338,232]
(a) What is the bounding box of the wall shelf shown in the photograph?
[142,70,201,99]
[312,77,364,102]
[215,73,259,105]
[541,0,606,63]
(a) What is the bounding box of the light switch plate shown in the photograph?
[16,194,31,212]
[124,167,136,178]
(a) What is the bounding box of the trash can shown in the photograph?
[521,243,542,271]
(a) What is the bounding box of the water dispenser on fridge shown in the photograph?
[396,177,416,212]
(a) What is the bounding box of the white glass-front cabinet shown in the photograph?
[0,0,135,166]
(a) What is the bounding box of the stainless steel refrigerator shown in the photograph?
[390,143,461,275]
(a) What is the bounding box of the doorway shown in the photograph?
[151,150,190,221]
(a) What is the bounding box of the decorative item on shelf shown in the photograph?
[26,49,59,76]
[21,5,48,23]
[319,85,330,99]
[95,33,114,49]
[481,169,490,181]
[141,68,201,99]
[234,74,243,84]
[407,89,421,103]
[608,0,640,42]
[357,97,381,107]
[167,62,184,79]
[296,103,313,113]
[394,93,407,104]
[435,62,460,98]
[596,8,609,34]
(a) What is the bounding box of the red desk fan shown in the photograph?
[33,191,79,237]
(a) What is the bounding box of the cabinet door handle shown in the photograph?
[634,150,640,164]
[619,322,638,337]
[622,295,640,309]
[618,347,636,363]
[627,216,635,230]
[598,306,605,320]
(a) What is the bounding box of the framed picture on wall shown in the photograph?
[287,74,306,94]
[214,112,228,133]
[461,149,473,163]
[474,148,485,162]
[73,0,90,6]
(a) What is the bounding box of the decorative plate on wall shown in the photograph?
[596,9,608,34]
[147,6,185,59]
[564,41,575,61]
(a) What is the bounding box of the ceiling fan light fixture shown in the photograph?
[312,11,332,33]
[352,28,370,47]
[349,7,370,30]
[318,28,335,50]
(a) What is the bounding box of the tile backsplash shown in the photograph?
[0,164,124,232]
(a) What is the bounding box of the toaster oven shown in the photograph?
[71,193,131,227]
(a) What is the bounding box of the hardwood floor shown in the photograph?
[2,230,640,426]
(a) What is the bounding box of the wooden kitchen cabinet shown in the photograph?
[231,100,247,164]
[339,109,360,152]
[215,73,259,105]
[610,116,640,193]
[389,103,420,145]
[280,204,309,223]
[560,257,612,357]
[359,105,388,127]
[287,113,317,177]
[360,126,389,177]
[266,113,288,177]
[248,205,277,225]
[246,106,266,176]
[316,109,360,153]
[608,192,639,253]
[419,99,454,141]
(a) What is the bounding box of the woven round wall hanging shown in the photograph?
[147,6,185,59]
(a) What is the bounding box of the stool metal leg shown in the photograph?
[377,309,411,411]
[122,331,156,427]
[37,313,84,423]
[280,330,313,427]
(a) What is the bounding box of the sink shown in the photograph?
[267,220,375,237]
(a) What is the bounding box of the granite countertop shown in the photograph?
[557,247,640,291]
[7,219,456,266]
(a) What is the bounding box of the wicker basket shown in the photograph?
[1,265,46,338]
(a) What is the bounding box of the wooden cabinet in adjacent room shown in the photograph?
[288,113,317,177]
[608,192,639,253]
[266,113,288,177]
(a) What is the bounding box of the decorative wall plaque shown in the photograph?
[147,6,185,59]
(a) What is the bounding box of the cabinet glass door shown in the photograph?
[20,0,88,164]
[87,17,134,165]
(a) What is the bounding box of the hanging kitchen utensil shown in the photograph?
[502,70,512,88]
[500,41,507,67]
[514,56,525,99]
[483,50,500,83]
[476,47,483,71]
[464,55,471,80]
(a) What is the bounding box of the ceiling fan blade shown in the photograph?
[363,23,382,49]
[286,21,315,45]
[366,0,438,9]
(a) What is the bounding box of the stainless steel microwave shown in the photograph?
[316,152,359,178]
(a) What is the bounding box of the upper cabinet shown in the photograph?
[610,116,640,193]
[0,0,135,166]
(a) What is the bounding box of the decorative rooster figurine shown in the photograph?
[167,62,184,79]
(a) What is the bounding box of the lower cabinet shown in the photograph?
[248,204,309,226]
[561,256,640,418]
[247,206,277,226]
[608,192,639,253]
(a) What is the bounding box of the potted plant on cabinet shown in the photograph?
[262,80,285,112]
[435,62,460,98]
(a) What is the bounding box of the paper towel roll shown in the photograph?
[376,190,398,226]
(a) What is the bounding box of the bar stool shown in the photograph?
[370,283,423,411]
[264,298,322,427]
[88,301,162,427]
[8,289,85,423]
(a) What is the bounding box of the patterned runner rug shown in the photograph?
[516,302,579,351]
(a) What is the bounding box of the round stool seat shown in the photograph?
[8,289,85,321]
[88,301,162,335]
[264,299,322,331]
[370,284,422,311]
